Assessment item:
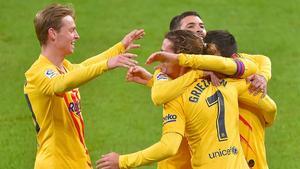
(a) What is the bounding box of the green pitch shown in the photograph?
[0,0,299,168]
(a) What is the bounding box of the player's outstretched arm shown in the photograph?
[79,29,144,66]
[55,53,137,93]
[30,53,137,95]
[121,29,145,52]
[107,53,138,69]
[96,133,182,169]
[146,51,258,78]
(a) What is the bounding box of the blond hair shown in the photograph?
[34,3,75,45]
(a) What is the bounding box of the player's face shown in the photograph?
[161,38,182,79]
[180,15,206,38]
[55,15,80,56]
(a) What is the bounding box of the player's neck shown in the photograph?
[41,45,65,69]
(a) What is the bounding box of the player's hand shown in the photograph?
[96,152,120,169]
[246,74,267,98]
[203,71,221,86]
[146,51,179,65]
[107,53,138,69]
[126,66,153,85]
[122,29,145,51]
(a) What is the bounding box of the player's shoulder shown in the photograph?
[25,55,59,82]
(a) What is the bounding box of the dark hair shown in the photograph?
[169,11,201,31]
[34,3,75,45]
[165,30,204,54]
[203,30,237,57]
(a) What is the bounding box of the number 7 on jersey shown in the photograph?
[206,90,228,141]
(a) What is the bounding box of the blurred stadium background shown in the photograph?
[0,0,299,168]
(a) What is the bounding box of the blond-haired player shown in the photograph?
[24,3,144,169]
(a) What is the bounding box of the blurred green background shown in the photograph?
[0,0,299,168]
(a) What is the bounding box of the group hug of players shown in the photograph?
[24,3,276,169]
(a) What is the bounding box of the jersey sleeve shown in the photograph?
[119,132,182,169]
[151,69,204,105]
[146,77,154,87]
[162,97,186,136]
[79,42,125,66]
[233,79,277,126]
[178,54,258,78]
[240,53,272,81]
[26,60,108,95]
[238,92,277,127]
[119,98,185,168]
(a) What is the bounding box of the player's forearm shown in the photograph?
[178,54,257,77]
[80,42,125,66]
[258,95,277,127]
[241,54,271,80]
[238,87,277,127]
[53,60,108,93]
[119,133,182,169]
[152,70,204,105]
[256,55,272,81]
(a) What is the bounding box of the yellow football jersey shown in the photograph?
[157,137,192,169]
[239,107,268,169]
[151,53,259,105]
[24,42,125,169]
[238,53,273,169]
[118,77,276,169]
[154,74,276,169]
[151,53,275,169]
[162,78,252,169]
[119,78,253,169]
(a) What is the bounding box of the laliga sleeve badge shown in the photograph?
[156,73,168,81]
[45,69,57,79]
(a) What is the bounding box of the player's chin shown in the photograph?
[64,49,74,56]
[68,47,75,54]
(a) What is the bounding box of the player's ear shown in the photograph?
[205,43,220,56]
[48,28,57,42]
